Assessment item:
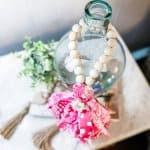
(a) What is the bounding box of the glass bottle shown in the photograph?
[55,0,126,92]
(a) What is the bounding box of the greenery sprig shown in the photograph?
[18,37,58,89]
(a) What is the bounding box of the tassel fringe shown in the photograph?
[0,104,30,139]
[33,125,59,150]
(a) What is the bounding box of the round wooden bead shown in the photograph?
[94,62,103,71]
[69,32,77,41]
[107,39,116,48]
[76,75,85,83]
[68,41,77,50]
[74,66,84,75]
[106,30,116,39]
[104,47,114,56]
[73,58,81,66]
[99,55,109,64]
[89,69,99,78]
[108,23,113,30]
[70,50,79,58]
[72,24,81,33]
[85,77,95,86]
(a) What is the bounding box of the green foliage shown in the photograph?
[18,37,58,89]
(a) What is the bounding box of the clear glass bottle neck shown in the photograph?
[83,0,112,37]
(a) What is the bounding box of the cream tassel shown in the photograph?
[33,125,59,150]
[0,104,30,139]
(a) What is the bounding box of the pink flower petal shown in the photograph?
[48,84,111,142]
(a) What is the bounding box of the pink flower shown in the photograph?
[59,104,78,126]
[48,92,74,119]
[48,83,110,142]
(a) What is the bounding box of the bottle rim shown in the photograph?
[84,0,112,21]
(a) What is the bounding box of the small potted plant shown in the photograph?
[18,37,59,104]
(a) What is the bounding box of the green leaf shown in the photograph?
[17,37,58,89]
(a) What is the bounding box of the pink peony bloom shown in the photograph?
[48,92,74,119]
[48,83,110,142]
[59,104,78,126]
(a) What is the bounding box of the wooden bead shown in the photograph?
[107,39,116,48]
[89,69,99,78]
[108,23,113,30]
[70,50,79,58]
[94,62,103,71]
[72,24,81,33]
[104,47,114,56]
[76,75,85,83]
[76,32,81,39]
[68,41,77,50]
[106,30,116,39]
[85,77,95,86]
[74,66,84,75]
[99,55,109,64]
[73,58,81,66]
[69,32,77,41]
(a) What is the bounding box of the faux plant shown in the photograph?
[18,37,58,89]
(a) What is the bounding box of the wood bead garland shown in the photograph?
[72,24,82,33]
[104,47,114,56]
[73,58,81,66]
[106,30,116,39]
[70,50,79,58]
[69,32,77,41]
[89,69,99,79]
[107,39,116,48]
[68,19,117,86]
[68,41,77,50]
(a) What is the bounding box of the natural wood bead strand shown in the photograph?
[70,50,79,58]
[72,24,82,33]
[108,23,113,31]
[89,69,99,78]
[107,39,116,48]
[73,58,81,66]
[68,22,117,86]
[68,41,77,50]
[69,32,78,41]
[106,30,116,39]
[99,55,109,64]
[104,47,114,56]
